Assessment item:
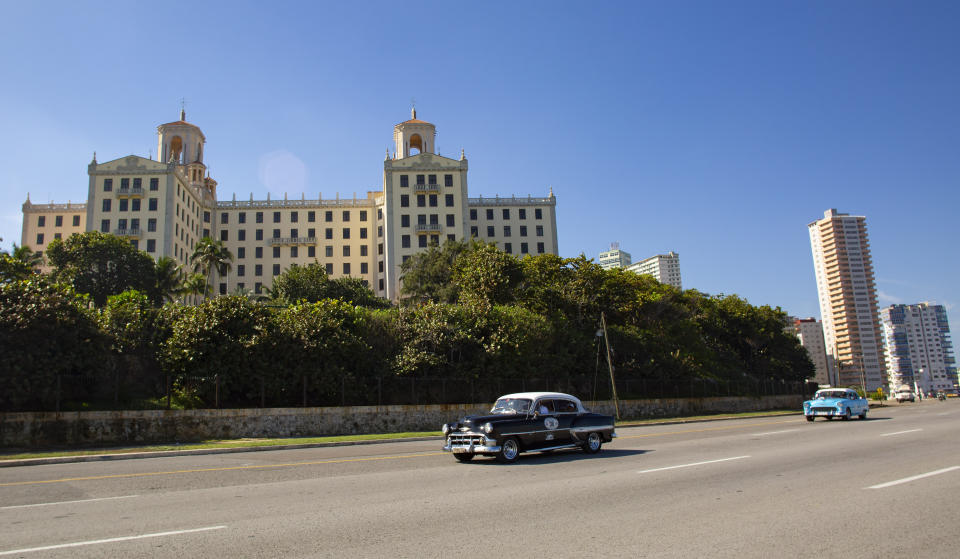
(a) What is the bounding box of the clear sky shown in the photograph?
[1,1,957,320]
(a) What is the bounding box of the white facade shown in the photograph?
[880,303,957,395]
[598,243,631,270]
[787,318,830,385]
[808,209,886,391]
[626,251,682,289]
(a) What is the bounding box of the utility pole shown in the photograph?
[600,312,620,420]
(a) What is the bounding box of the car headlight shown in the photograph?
[482,422,493,434]
[441,424,450,435]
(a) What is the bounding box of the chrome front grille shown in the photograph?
[448,433,485,446]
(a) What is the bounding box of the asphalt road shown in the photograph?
[1,401,959,558]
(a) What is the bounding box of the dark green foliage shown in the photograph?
[399,239,470,303]
[0,278,108,410]
[47,231,156,306]
[271,263,390,308]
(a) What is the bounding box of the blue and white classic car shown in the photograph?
[803,388,869,421]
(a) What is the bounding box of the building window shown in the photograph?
[416,195,425,208]
[118,219,127,231]
[268,211,278,223]
[343,228,350,239]
[255,247,263,259]
[150,178,159,191]
[101,219,110,233]
[487,226,494,236]
[445,194,454,207]
[360,228,368,239]
[416,174,425,185]
[504,243,512,254]
[36,233,44,245]
[325,211,333,222]
[445,174,453,187]
[446,215,455,227]
[255,282,262,294]
[102,199,112,212]
[521,242,529,254]
[426,174,435,185]
[256,212,263,223]
[54,215,63,227]
[132,178,142,190]
[220,212,229,224]
[308,246,315,258]
[73,215,80,226]
[401,215,410,227]
[470,226,478,237]
[503,226,511,237]
[378,243,383,255]
[418,214,427,226]
[130,240,139,250]
[256,229,264,241]
[325,246,333,257]
[290,228,298,238]
[378,225,383,237]
[519,209,526,219]
[361,262,368,274]
[401,235,410,248]
[238,229,246,241]
[535,208,543,219]
[308,211,315,222]
[273,264,281,276]
[419,236,427,248]
[237,265,245,277]
[536,225,544,236]
[537,242,545,253]
[470,209,477,220]
[324,228,332,239]
[149,198,158,211]
[38,216,47,227]
[429,194,437,207]
[220,230,228,242]
[204,211,211,223]
[486,209,493,220]
[273,247,281,258]
[146,239,156,252]
[360,245,368,256]
[119,199,128,212]
[343,245,351,257]
[131,199,141,212]
[273,229,281,239]
[400,175,409,187]
[520,226,527,236]
[379,279,384,291]
[447,234,456,242]
[503,209,510,219]
[360,210,367,221]
[237,247,245,259]
[325,263,333,275]
[291,211,298,223]
[103,179,113,192]
[343,211,350,221]
[291,246,298,258]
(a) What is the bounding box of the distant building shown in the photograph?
[626,251,682,290]
[880,303,957,395]
[808,209,886,391]
[598,242,631,270]
[785,318,830,385]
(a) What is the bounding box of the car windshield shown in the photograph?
[491,398,531,414]
[815,391,849,399]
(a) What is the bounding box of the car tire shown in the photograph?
[582,432,603,454]
[454,453,475,462]
[858,411,867,420]
[496,437,521,464]
[826,416,833,421]
[806,415,815,422]
[842,408,851,421]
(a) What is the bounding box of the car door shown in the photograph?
[529,398,557,449]
[550,398,578,444]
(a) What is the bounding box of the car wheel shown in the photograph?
[842,408,851,421]
[496,437,521,463]
[454,453,475,462]
[806,415,815,422]
[858,411,867,420]
[583,432,603,454]
[826,416,833,421]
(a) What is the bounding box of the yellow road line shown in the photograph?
[0,452,447,487]
[1,418,801,488]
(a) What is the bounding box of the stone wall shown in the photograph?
[0,395,801,448]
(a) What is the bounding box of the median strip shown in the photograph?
[0,525,227,556]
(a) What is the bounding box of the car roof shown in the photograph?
[498,392,582,404]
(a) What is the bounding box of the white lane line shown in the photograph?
[753,429,799,436]
[880,429,923,437]
[0,495,139,510]
[638,456,750,474]
[0,525,227,556]
[867,466,960,489]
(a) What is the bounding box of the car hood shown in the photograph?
[805,398,847,407]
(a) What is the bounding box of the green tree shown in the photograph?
[327,276,391,308]
[11,243,44,270]
[451,241,522,308]
[0,277,108,410]
[270,262,330,304]
[46,231,156,306]
[399,239,470,303]
[0,254,34,283]
[181,272,209,302]
[151,256,184,306]
[190,237,233,300]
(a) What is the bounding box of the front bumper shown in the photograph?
[443,433,501,454]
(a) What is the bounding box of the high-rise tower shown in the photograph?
[808,209,886,390]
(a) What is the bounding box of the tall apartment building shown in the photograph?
[598,242,631,269]
[626,251,682,290]
[808,209,886,391]
[21,108,559,300]
[880,303,957,395]
[785,317,830,385]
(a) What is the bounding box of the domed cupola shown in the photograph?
[393,107,436,159]
[157,109,206,165]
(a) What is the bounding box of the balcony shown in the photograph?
[114,228,142,238]
[267,236,318,246]
[414,183,439,192]
[415,223,442,234]
[116,187,144,198]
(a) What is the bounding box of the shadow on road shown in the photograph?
[457,447,651,466]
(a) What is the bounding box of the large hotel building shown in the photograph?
[880,303,957,395]
[808,209,886,390]
[21,109,559,301]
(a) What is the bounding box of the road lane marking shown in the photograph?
[619,419,799,440]
[638,455,750,474]
[0,495,139,510]
[753,429,799,436]
[867,466,960,489]
[880,429,923,437]
[0,452,447,487]
[0,525,226,556]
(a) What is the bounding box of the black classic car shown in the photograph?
[441,392,617,463]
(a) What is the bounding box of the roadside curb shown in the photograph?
[0,412,800,468]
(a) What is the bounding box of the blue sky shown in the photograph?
[1,1,957,320]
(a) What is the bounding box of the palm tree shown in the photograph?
[11,243,44,270]
[181,273,210,304]
[190,237,233,300]
[152,257,183,305]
